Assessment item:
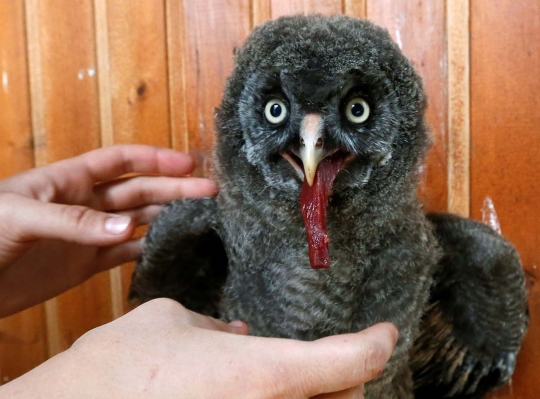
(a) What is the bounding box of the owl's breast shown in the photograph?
[219,210,376,339]
[217,194,437,341]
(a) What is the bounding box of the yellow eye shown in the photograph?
[264,99,288,124]
[345,97,370,124]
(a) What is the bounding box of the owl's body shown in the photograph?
[131,15,528,399]
[219,178,437,397]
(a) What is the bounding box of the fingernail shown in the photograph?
[229,320,245,328]
[105,216,131,234]
[209,181,220,195]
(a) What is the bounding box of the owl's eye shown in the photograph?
[345,97,370,124]
[264,99,288,125]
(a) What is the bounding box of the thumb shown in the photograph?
[295,323,398,397]
[2,193,135,246]
[179,306,250,336]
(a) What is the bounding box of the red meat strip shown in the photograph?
[300,154,345,269]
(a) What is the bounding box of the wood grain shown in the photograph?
[182,0,252,177]
[252,0,272,26]
[367,0,448,212]
[166,0,189,153]
[271,0,342,17]
[105,1,171,147]
[343,0,366,18]
[471,1,540,398]
[103,0,172,315]
[25,0,112,356]
[94,0,113,147]
[447,0,470,217]
[0,0,48,383]
[93,0,122,319]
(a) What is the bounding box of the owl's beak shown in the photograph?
[299,114,325,186]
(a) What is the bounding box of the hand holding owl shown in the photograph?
[0,299,398,398]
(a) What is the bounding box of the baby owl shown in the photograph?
[130,15,528,399]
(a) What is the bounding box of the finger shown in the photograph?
[94,176,218,211]
[118,204,164,225]
[313,386,364,399]
[227,320,250,336]
[2,194,135,246]
[132,299,250,336]
[60,145,197,182]
[180,308,249,336]
[94,239,144,272]
[293,323,398,397]
[0,145,196,202]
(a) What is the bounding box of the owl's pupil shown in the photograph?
[270,104,282,117]
[351,103,365,117]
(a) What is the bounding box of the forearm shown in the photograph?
[0,349,100,399]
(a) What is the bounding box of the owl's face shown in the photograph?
[216,15,428,203]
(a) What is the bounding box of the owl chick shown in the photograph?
[130,15,528,399]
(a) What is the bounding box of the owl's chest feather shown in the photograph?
[218,196,434,340]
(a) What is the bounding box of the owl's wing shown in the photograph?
[129,198,228,317]
[411,213,529,399]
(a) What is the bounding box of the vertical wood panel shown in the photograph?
[252,0,272,26]
[343,0,366,18]
[94,0,113,147]
[93,0,122,318]
[447,0,470,217]
[271,0,342,17]
[25,0,112,356]
[166,0,189,153]
[368,0,448,212]
[471,2,540,398]
[103,0,171,315]
[0,0,48,382]
[106,1,171,147]
[182,0,252,177]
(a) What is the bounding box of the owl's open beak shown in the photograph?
[299,114,325,186]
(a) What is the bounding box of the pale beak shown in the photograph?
[299,114,324,186]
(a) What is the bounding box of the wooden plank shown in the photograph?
[447,0,470,217]
[166,0,189,153]
[0,0,48,382]
[25,0,112,356]
[93,0,122,319]
[94,0,113,147]
[471,1,540,398]
[182,0,252,177]
[367,1,448,212]
[102,0,171,316]
[343,0,366,18]
[271,0,342,17]
[253,0,272,26]
[106,1,171,147]
[0,1,34,177]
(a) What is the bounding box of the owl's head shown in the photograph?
[216,14,429,204]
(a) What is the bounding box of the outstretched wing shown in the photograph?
[129,198,228,318]
[412,213,529,399]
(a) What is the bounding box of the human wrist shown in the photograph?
[0,347,108,399]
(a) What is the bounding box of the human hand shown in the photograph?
[0,145,217,317]
[0,299,398,399]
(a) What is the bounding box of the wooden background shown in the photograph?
[0,1,538,397]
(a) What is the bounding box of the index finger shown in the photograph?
[62,145,196,182]
[0,145,196,201]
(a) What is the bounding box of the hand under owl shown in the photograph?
[0,145,397,399]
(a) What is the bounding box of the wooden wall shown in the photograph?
[0,1,538,397]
